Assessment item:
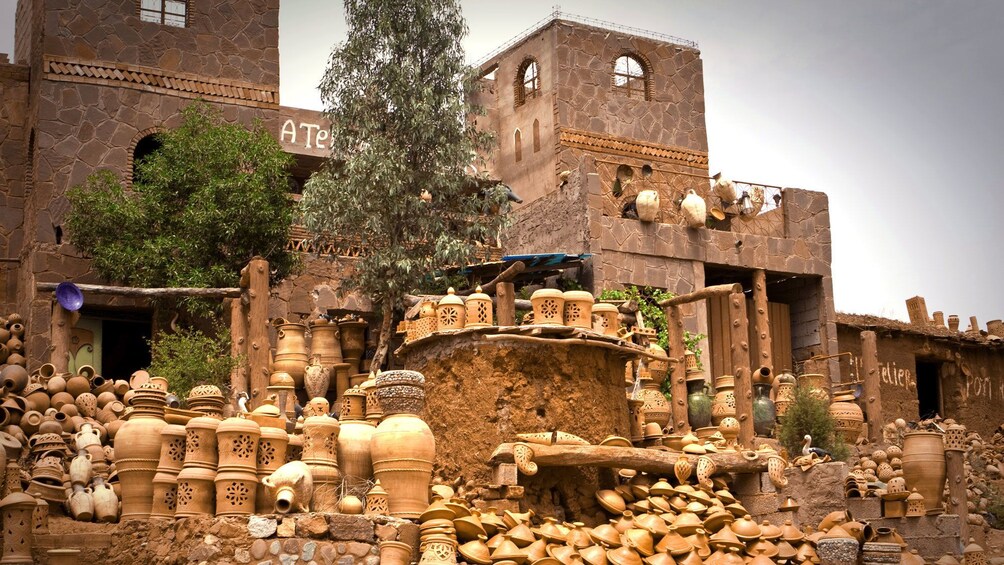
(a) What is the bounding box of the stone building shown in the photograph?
[476,16,838,374]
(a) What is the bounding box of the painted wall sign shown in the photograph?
[847,354,916,391]
[280,119,331,150]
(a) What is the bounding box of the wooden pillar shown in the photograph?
[667,305,689,434]
[945,451,970,543]
[229,297,249,402]
[860,330,882,443]
[729,291,754,447]
[752,269,773,373]
[245,258,270,408]
[49,302,71,372]
[496,282,516,326]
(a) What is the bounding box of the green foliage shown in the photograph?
[147,325,238,401]
[776,384,850,460]
[301,0,509,364]
[985,484,1004,529]
[66,101,297,309]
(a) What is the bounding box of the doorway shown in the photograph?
[915,360,942,419]
[71,308,153,380]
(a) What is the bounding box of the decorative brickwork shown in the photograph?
[560,128,708,169]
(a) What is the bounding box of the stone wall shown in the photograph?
[0,62,30,312]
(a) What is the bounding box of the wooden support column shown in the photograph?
[229,297,249,401]
[49,302,71,372]
[945,441,970,542]
[729,291,754,447]
[245,258,270,409]
[667,304,689,434]
[860,330,882,443]
[496,282,516,326]
[752,269,773,372]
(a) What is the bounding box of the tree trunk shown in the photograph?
[370,299,395,372]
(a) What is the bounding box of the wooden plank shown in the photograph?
[752,269,773,373]
[729,292,754,445]
[36,282,240,298]
[659,284,742,308]
[861,330,882,443]
[247,257,271,409]
[490,443,773,475]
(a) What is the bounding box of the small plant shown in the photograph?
[147,325,238,400]
[776,385,850,461]
[985,484,1004,529]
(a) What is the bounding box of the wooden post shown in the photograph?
[752,269,773,373]
[729,291,754,447]
[49,302,71,372]
[245,258,270,409]
[860,331,882,443]
[497,282,516,326]
[667,305,689,434]
[945,438,970,542]
[229,297,249,401]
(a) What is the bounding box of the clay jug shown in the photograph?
[901,430,946,513]
[371,371,434,519]
[686,378,713,429]
[68,485,94,521]
[113,384,168,520]
[752,383,776,437]
[75,423,101,450]
[303,355,329,401]
[712,375,737,426]
[338,419,376,491]
[681,189,707,228]
[273,319,309,387]
[88,477,116,523]
[261,461,314,514]
[636,189,660,222]
[69,449,92,487]
[829,393,864,444]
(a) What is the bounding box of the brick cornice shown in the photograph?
[559,128,709,169]
[43,56,278,109]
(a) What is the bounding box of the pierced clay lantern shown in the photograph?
[215,417,260,516]
[437,288,466,331]
[255,426,289,514]
[341,387,367,421]
[530,289,565,326]
[562,291,594,329]
[464,286,493,328]
[413,301,438,340]
[0,491,36,564]
[302,415,341,512]
[365,480,389,515]
[592,303,620,336]
[905,489,925,517]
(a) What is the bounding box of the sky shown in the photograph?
[2,1,1002,324]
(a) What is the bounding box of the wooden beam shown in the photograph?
[36,282,241,298]
[659,284,742,308]
[49,302,71,372]
[496,282,516,326]
[490,443,771,475]
[729,291,754,445]
[229,297,249,402]
[458,261,525,296]
[752,270,773,373]
[247,257,270,409]
[860,330,882,443]
[404,293,532,312]
[666,304,689,434]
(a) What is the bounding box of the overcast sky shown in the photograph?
[2,1,1002,324]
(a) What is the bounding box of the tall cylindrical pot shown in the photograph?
[273,320,308,387]
[112,389,167,520]
[901,431,946,513]
[338,419,376,493]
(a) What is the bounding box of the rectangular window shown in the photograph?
[140,0,188,28]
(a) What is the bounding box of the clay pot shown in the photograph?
[4,337,22,355]
[215,469,258,516]
[338,494,363,514]
[255,426,289,514]
[797,374,829,402]
[113,385,168,520]
[216,417,260,473]
[638,378,670,429]
[686,379,713,430]
[681,190,707,228]
[0,365,28,394]
[592,303,620,336]
[301,415,341,512]
[712,375,736,426]
[91,376,114,395]
[91,477,118,523]
[380,540,413,565]
[112,380,129,397]
[752,383,776,437]
[530,289,565,326]
[65,375,91,399]
[53,394,76,413]
[273,319,309,387]
[40,414,65,435]
[636,189,660,222]
[464,286,493,328]
[46,375,67,395]
[303,356,329,401]
[830,393,864,444]
[338,318,368,359]
[262,461,313,514]
[19,410,43,436]
[24,384,50,413]
[902,430,946,513]
[184,416,221,469]
[338,419,376,492]
[129,370,150,390]
[562,291,594,329]
[68,485,94,521]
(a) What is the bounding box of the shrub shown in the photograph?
[147,325,238,401]
[776,384,850,460]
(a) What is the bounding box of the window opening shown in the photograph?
[532,119,540,153]
[515,58,540,107]
[514,129,522,163]
[140,0,188,27]
[614,55,647,100]
[916,360,942,420]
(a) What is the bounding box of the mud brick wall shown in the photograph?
[0,63,30,312]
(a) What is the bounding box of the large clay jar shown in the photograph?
[65,374,90,399]
[436,288,466,331]
[273,318,309,388]
[302,415,341,512]
[215,417,260,516]
[562,291,595,329]
[370,370,435,519]
[303,355,330,401]
[113,383,168,520]
[901,431,946,513]
[261,461,314,514]
[712,375,737,426]
[752,383,776,437]
[797,373,829,402]
[686,378,713,430]
[338,318,368,361]
[636,189,660,222]
[310,318,343,366]
[530,289,565,326]
[338,418,376,493]
[681,190,707,228]
[829,393,864,444]
[255,426,289,514]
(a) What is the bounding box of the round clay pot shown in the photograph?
[19,410,43,436]
[65,376,91,399]
[46,375,67,395]
[902,431,946,513]
[636,189,661,222]
[56,398,78,415]
[112,380,129,397]
[24,385,50,413]
[0,365,29,394]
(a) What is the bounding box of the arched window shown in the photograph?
[514,129,522,163]
[532,119,540,153]
[613,54,649,100]
[129,129,164,187]
[514,58,540,108]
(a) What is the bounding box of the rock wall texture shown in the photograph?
[0,63,29,313]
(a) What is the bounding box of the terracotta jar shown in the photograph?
[338,419,376,493]
[261,461,313,514]
[174,466,216,517]
[302,415,341,512]
[272,318,309,387]
[638,376,670,429]
[113,383,168,520]
[712,375,737,426]
[829,393,864,444]
[436,288,466,331]
[371,371,434,519]
[0,490,36,564]
[46,374,67,396]
[24,384,49,413]
[752,383,776,437]
[68,485,94,521]
[361,374,383,424]
[686,378,713,430]
[902,431,946,513]
[215,469,258,517]
[797,373,829,402]
[681,190,707,228]
[310,318,343,366]
[636,189,661,222]
[530,289,565,326]
[338,318,368,361]
[69,448,93,487]
[303,355,330,401]
[255,426,289,514]
[90,477,117,523]
[65,374,90,399]
[464,286,494,328]
[592,303,620,336]
[774,373,797,420]
[562,290,595,329]
[331,362,352,401]
[627,398,645,443]
[380,540,413,565]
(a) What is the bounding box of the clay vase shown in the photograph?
[681,189,707,228]
[338,318,368,361]
[686,378,713,430]
[371,371,434,519]
[68,485,94,521]
[380,540,413,565]
[797,373,829,402]
[712,375,737,426]
[752,383,776,437]
[901,430,946,513]
[530,289,565,326]
[272,318,309,388]
[303,356,330,401]
[113,384,168,520]
[262,461,314,514]
[829,393,864,444]
[0,365,28,395]
[636,189,660,222]
[69,449,92,487]
[338,419,376,492]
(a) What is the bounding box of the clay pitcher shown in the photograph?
[91,477,118,523]
[681,189,707,228]
[303,355,329,401]
[901,430,946,513]
[69,449,92,487]
[636,189,661,222]
[68,485,94,521]
[272,319,308,387]
[261,461,314,514]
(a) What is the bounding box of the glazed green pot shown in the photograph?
[686,379,713,429]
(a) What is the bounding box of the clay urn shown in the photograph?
[681,190,707,228]
[636,189,660,222]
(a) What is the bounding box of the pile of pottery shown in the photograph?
[845,445,905,499]
[0,313,27,368]
[956,424,1004,519]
